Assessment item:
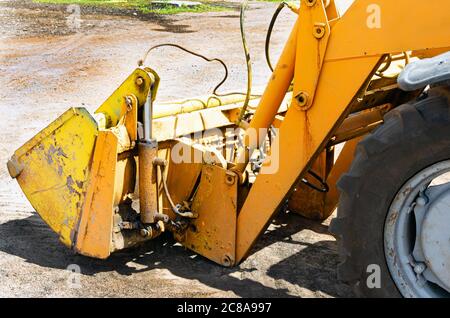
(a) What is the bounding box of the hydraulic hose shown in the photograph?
[265,2,286,72]
[236,0,253,125]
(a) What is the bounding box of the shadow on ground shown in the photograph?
[0,210,351,297]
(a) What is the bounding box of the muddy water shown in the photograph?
[0,0,352,297]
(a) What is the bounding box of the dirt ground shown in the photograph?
[0,0,353,297]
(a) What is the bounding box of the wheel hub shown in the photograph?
[420,190,450,291]
[385,161,450,298]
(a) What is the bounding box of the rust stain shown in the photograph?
[303,112,314,162]
[387,210,399,225]
[317,40,321,70]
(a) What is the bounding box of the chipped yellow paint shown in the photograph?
[11,108,98,247]
[75,130,118,259]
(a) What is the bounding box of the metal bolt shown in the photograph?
[225,172,236,185]
[295,91,310,110]
[414,263,427,275]
[222,254,233,267]
[125,96,133,111]
[153,157,168,167]
[313,25,326,39]
[416,196,427,206]
[135,77,144,87]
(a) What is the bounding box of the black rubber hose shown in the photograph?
[265,2,286,72]
[237,0,253,124]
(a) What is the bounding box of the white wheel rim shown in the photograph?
[385,160,450,298]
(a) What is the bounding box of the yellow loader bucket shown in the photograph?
[7,108,98,248]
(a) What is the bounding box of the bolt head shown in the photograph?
[416,196,427,206]
[225,172,236,185]
[295,92,310,110]
[314,26,326,39]
[135,77,144,86]
[222,254,234,267]
[414,263,426,274]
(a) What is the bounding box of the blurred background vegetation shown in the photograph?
[33,0,232,15]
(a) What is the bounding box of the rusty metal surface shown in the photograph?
[181,165,238,266]
[138,142,158,224]
[323,136,362,217]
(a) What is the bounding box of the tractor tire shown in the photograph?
[330,86,450,298]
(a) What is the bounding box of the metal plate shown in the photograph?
[182,164,238,266]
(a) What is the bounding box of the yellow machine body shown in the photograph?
[8,0,450,266]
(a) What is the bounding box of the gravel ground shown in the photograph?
[0,0,353,297]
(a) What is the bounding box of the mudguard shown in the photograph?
[398,51,450,91]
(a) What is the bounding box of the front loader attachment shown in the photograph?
[7,108,98,249]
[7,105,127,259]
[8,68,157,259]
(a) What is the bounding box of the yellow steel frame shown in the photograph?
[234,0,450,262]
